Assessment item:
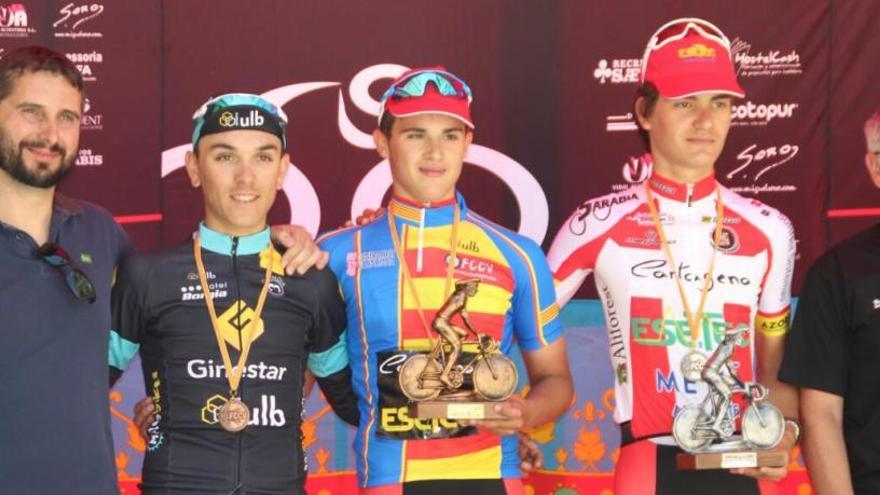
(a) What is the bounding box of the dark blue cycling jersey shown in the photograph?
[109,224,357,494]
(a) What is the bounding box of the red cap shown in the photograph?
[379,66,474,128]
[641,18,745,99]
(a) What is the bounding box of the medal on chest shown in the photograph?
[194,233,274,433]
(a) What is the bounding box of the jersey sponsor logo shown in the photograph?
[623,229,660,247]
[458,239,480,253]
[600,283,627,383]
[187,270,216,281]
[187,358,288,381]
[756,311,790,337]
[446,254,496,277]
[656,369,700,394]
[631,313,750,350]
[180,280,228,301]
[201,394,286,427]
[569,193,639,234]
[616,362,628,385]
[218,301,265,347]
[701,215,742,225]
[630,259,752,291]
[147,370,165,451]
[628,211,674,226]
[656,363,741,396]
[648,178,677,196]
[380,406,460,434]
[269,275,285,297]
[714,227,740,254]
[346,249,395,275]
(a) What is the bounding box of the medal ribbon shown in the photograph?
[388,201,460,343]
[644,184,724,349]
[193,233,274,396]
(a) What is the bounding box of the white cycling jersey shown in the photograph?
[547,171,794,440]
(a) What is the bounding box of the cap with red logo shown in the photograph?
[640,18,745,99]
[378,66,474,128]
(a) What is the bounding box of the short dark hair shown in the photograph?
[378,111,473,138]
[633,81,660,151]
[379,112,396,138]
[0,46,84,104]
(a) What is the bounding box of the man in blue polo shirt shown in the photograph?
[0,46,128,494]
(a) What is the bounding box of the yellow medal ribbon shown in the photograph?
[193,232,274,397]
[644,183,724,350]
[388,201,460,344]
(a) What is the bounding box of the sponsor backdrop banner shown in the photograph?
[3,0,878,493]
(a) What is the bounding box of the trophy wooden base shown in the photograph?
[677,450,787,470]
[411,401,506,420]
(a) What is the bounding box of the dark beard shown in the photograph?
[0,135,75,188]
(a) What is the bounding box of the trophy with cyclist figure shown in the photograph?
[672,325,786,469]
[398,278,519,420]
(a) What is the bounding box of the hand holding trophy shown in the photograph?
[672,325,786,470]
[398,279,519,419]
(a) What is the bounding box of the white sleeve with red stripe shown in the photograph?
[733,196,796,317]
[547,190,642,307]
[758,207,795,316]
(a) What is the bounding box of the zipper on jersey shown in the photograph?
[230,236,245,490]
[686,183,694,207]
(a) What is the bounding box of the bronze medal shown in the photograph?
[218,397,250,432]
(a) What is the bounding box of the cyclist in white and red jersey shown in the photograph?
[547,18,799,495]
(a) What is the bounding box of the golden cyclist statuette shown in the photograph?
[398,279,518,420]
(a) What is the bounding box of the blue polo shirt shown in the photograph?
[0,194,130,495]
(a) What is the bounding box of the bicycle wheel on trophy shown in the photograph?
[742,402,784,449]
[399,354,443,401]
[473,354,518,401]
[673,404,714,453]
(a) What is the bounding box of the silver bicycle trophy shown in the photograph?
[672,326,786,469]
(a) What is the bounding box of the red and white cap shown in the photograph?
[378,66,474,128]
[640,18,745,99]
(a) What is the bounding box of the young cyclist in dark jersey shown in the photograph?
[547,18,800,495]
[318,67,573,495]
[109,94,358,494]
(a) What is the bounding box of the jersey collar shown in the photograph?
[387,191,466,227]
[197,222,270,256]
[647,171,716,203]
